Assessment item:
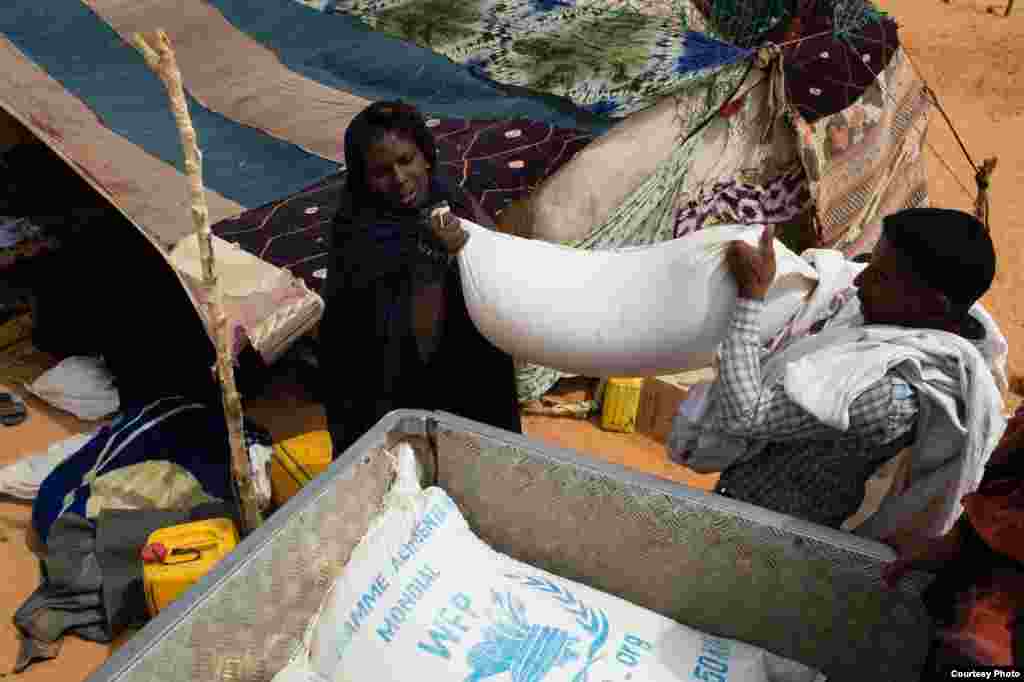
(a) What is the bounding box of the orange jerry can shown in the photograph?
[142,518,239,616]
[269,430,333,507]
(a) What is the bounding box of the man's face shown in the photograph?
[853,237,946,326]
[364,131,431,211]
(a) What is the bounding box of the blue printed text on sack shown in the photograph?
[616,634,653,667]
[345,573,391,638]
[416,593,481,659]
[391,495,456,572]
[692,634,733,681]
[335,495,455,655]
[376,564,442,643]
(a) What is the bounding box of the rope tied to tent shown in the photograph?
[918,80,998,229]
[750,22,999,231]
[755,43,789,144]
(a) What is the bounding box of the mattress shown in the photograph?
[88,410,933,682]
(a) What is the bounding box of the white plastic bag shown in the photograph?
[666,381,750,474]
[273,444,825,682]
[248,441,274,512]
[457,223,818,377]
[0,431,95,500]
[25,357,120,420]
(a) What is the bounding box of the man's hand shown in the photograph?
[987,412,1024,468]
[430,206,469,255]
[726,225,776,301]
[881,526,964,590]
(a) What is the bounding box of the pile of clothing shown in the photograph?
[921,417,1024,669]
[15,503,238,672]
[885,405,1024,670]
[9,397,275,673]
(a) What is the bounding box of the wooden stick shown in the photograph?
[131,30,263,534]
[1006,0,1015,16]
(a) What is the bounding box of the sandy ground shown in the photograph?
[0,389,112,680]
[0,1,1021,678]
[880,0,1024,385]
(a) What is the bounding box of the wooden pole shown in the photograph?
[131,31,263,534]
[1006,0,1014,16]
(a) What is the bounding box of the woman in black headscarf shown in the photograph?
[319,101,522,454]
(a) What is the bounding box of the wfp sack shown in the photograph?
[457,222,818,377]
[273,445,825,682]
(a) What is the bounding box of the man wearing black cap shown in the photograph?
[852,208,996,340]
[673,208,1006,534]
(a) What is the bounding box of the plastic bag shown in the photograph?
[457,223,817,377]
[274,444,826,682]
[25,356,120,420]
[0,431,95,500]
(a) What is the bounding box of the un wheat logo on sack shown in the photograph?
[465,573,610,682]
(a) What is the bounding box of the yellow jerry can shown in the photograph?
[600,377,645,433]
[269,430,333,508]
[142,518,239,616]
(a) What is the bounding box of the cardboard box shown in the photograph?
[636,368,716,442]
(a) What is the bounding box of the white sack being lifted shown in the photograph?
[457,222,819,377]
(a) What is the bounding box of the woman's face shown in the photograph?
[363,131,431,210]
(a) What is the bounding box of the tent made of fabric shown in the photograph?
[1,0,934,403]
[298,0,933,400]
[0,0,601,369]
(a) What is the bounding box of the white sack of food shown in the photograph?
[457,222,819,377]
[273,444,826,682]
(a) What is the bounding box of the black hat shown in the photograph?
[882,208,996,308]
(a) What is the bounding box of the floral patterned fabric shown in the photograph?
[775,1,899,124]
[791,47,931,255]
[673,165,811,238]
[324,0,754,117]
[695,0,900,123]
[316,0,897,123]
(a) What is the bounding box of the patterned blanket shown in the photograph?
[325,0,754,117]
[212,117,595,291]
[791,47,931,255]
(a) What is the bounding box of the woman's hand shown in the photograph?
[726,226,776,301]
[430,206,469,255]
